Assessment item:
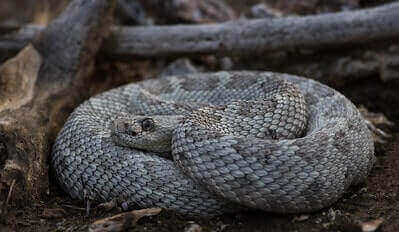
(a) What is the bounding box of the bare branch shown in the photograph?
[1,2,398,60]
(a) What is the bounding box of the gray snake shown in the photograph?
[52,71,375,216]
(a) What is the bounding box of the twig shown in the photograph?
[1,2,398,60]
[5,179,16,206]
[89,208,162,232]
[62,204,87,211]
[0,179,16,220]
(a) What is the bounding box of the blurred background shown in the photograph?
[0,0,67,25]
[0,0,393,27]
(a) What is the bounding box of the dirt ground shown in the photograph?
[1,0,399,231]
[2,75,398,232]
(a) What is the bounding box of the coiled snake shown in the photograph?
[52,71,375,216]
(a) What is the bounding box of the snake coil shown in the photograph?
[52,71,375,216]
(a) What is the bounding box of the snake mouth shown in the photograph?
[113,118,140,137]
[127,130,138,136]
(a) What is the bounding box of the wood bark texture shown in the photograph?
[0,0,116,204]
[0,2,398,60]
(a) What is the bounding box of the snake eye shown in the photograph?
[141,118,154,131]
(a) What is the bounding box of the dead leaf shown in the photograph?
[89,208,162,232]
[361,218,384,232]
[292,214,309,222]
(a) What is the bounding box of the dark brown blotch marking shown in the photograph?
[224,74,259,90]
[305,93,319,105]
[296,131,329,163]
[332,127,351,154]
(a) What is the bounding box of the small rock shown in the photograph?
[184,222,202,232]
[249,3,283,19]
[159,59,198,77]
[327,208,340,221]
[220,57,234,70]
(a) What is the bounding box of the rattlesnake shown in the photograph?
[52,71,375,216]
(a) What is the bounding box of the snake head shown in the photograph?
[111,115,183,153]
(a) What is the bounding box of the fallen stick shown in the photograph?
[0,2,398,60]
[89,208,162,232]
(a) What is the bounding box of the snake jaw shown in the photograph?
[110,115,184,153]
[113,118,141,137]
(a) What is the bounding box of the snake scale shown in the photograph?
[52,71,375,217]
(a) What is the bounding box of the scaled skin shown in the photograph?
[52,71,375,216]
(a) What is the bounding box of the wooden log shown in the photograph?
[0,2,398,61]
[0,0,116,205]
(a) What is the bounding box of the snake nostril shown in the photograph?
[114,120,125,132]
[129,130,137,136]
[125,123,138,136]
